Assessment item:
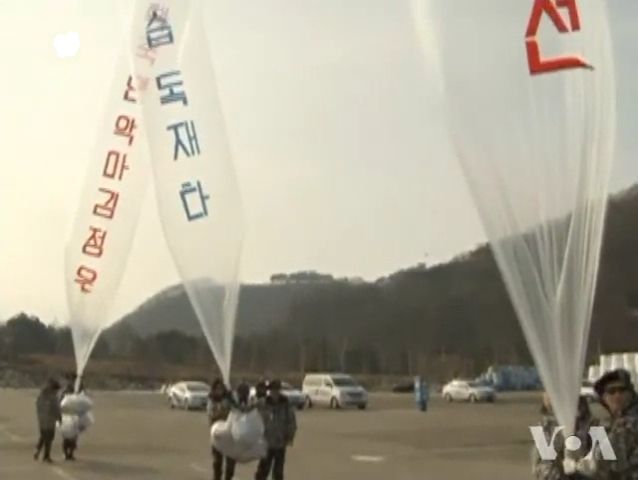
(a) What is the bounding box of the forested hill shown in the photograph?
[101,185,638,377]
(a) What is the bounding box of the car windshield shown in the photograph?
[185,383,209,392]
[282,382,294,390]
[467,382,480,387]
[332,377,357,387]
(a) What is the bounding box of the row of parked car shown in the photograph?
[164,373,370,411]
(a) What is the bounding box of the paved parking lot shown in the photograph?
[0,389,541,480]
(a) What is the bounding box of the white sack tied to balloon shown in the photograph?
[211,410,267,463]
[128,0,244,385]
[65,33,150,386]
[412,0,616,432]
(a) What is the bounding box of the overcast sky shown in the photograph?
[0,0,635,325]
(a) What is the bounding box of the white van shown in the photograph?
[302,373,368,410]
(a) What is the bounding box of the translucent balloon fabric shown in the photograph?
[128,0,244,384]
[65,38,150,379]
[412,0,616,431]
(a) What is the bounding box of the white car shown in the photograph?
[442,380,495,403]
[168,381,210,410]
[249,382,307,410]
[302,373,368,410]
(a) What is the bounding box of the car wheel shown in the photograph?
[444,393,452,402]
[358,404,367,410]
[169,399,175,409]
[330,397,341,409]
[306,397,313,409]
[297,403,305,411]
[469,394,477,403]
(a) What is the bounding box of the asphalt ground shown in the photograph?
[0,389,542,480]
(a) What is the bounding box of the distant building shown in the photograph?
[270,271,335,284]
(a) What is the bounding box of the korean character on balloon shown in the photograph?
[103,150,130,181]
[75,265,98,294]
[114,115,137,146]
[93,188,119,220]
[123,75,150,103]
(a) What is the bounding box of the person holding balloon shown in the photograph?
[208,379,236,480]
[254,380,297,480]
[532,393,595,480]
[593,370,638,480]
[34,378,62,463]
[59,374,85,461]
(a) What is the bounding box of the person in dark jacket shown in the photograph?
[232,382,254,412]
[34,378,62,463]
[60,374,84,461]
[593,369,638,480]
[532,393,595,480]
[207,379,235,480]
[255,379,297,480]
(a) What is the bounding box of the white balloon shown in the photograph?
[60,393,93,416]
[128,0,243,384]
[412,0,616,432]
[65,26,150,379]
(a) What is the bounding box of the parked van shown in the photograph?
[302,373,368,410]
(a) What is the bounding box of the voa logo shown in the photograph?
[530,426,616,461]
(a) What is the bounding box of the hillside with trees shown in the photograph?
[3,186,638,383]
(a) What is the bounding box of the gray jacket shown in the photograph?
[36,389,62,430]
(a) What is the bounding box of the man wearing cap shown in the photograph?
[34,378,62,463]
[254,379,297,480]
[594,369,638,479]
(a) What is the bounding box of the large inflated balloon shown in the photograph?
[128,0,244,384]
[65,34,150,382]
[412,0,616,431]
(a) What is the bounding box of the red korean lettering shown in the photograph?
[525,0,591,75]
[114,115,137,146]
[75,266,98,294]
[82,227,108,258]
[124,75,136,103]
[103,150,130,181]
[123,75,150,103]
[93,188,120,219]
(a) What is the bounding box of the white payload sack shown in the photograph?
[211,410,267,463]
[78,411,95,433]
[57,414,80,440]
[61,393,93,416]
[230,410,264,448]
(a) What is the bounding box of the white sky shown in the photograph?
[0,0,636,325]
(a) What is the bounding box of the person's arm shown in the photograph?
[52,397,62,422]
[206,398,215,426]
[286,406,297,445]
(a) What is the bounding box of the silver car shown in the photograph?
[168,381,210,410]
[442,380,495,403]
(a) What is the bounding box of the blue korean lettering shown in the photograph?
[180,181,211,221]
[167,121,200,160]
[157,70,188,106]
[146,12,174,49]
